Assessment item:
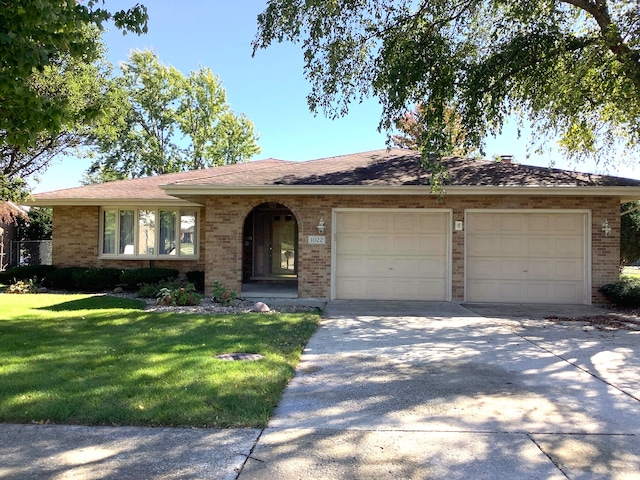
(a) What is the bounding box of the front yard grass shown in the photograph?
[0,294,320,428]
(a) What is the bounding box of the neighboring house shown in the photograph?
[29,149,640,304]
[0,201,28,270]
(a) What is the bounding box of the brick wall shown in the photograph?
[51,206,205,272]
[203,194,620,303]
[53,195,621,304]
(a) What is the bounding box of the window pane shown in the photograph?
[159,210,177,255]
[180,210,196,256]
[119,210,135,255]
[138,209,156,255]
[102,210,116,254]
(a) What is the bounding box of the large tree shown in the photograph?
[0,1,147,150]
[1,29,120,201]
[87,50,261,181]
[253,0,640,162]
[0,1,147,201]
[392,104,478,156]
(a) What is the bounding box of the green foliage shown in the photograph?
[211,281,237,306]
[119,268,180,289]
[0,4,147,201]
[254,0,640,164]
[43,267,85,290]
[17,207,52,240]
[156,283,202,306]
[71,268,123,292]
[86,50,261,181]
[0,294,320,427]
[6,278,40,294]
[599,277,640,307]
[0,265,56,284]
[0,1,147,146]
[621,202,640,268]
[137,280,182,299]
[186,270,205,291]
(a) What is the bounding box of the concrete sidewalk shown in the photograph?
[2,301,639,479]
[239,301,640,479]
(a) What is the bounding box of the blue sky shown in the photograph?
[32,0,640,193]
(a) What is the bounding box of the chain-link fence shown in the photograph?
[7,240,52,268]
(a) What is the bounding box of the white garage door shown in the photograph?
[334,210,450,300]
[466,211,589,304]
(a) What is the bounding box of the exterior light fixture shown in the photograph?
[602,219,612,236]
[317,218,326,235]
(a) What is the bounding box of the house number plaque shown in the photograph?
[307,235,326,245]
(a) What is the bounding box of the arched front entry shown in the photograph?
[242,203,298,296]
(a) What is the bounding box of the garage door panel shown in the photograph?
[466,212,587,304]
[528,215,551,232]
[337,213,364,231]
[555,215,582,233]
[468,258,527,279]
[554,236,584,256]
[335,211,449,300]
[368,235,391,254]
[500,215,525,232]
[337,234,367,253]
[335,277,446,300]
[528,259,583,280]
[337,256,446,278]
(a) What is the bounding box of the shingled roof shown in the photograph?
[31,149,640,206]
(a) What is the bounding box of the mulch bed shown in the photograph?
[545,308,640,331]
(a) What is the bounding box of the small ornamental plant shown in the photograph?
[211,281,237,306]
[156,283,202,306]
[6,277,40,294]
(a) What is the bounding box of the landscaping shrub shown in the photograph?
[42,267,85,290]
[211,281,237,306]
[599,278,640,307]
[156,283,202,306]
[0,265,56,284]
[72,268,123,292]
[137,280,182,299]
[6,278,40,294]
[119,268,179,289]
[186,270,205,291]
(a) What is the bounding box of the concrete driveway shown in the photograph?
[2,301,639,479]
[239,301,640,479]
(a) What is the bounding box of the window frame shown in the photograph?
[99,206,199,260]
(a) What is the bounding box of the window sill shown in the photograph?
[98,255,200,261]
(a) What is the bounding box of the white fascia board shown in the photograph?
[25,198,203,207]
[161,184,640,199]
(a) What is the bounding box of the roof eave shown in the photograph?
[25,197,204,207]
[161,184,640,200]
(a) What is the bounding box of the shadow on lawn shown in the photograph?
[37,295,146,312]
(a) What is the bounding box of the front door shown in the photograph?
[252,208,297,279]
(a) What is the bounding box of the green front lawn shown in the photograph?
[0,294,320,428]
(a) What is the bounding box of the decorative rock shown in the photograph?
[37,287,48,294]
[252,301,271,313]
[112,286,124,294]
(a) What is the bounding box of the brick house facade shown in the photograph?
[33,149,640,305]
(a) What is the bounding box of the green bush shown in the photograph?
[137,280,182,299]
[599,278,640,307]
[119,268,179,289]
[72,268,123,292]
[42,267,85,290]
[211,281,237,306]
[6,278,40,294]
[0,265,56,284]
[186,270,205,291]
[156,283,202,306]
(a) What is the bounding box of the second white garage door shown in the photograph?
[466,211,589,304]
[333,210,450,300]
